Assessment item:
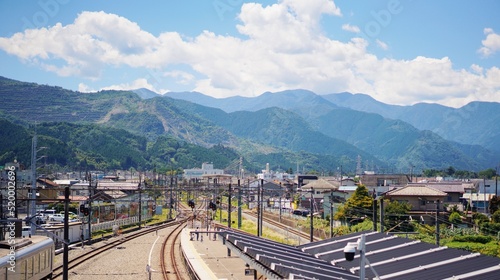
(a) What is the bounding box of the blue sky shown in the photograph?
[0,0,499,107]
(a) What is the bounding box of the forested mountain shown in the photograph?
[162,88,500,171]
[1,76,498,174]
[321,92,500,153]
[0,119,256,173]
[166,88,500,156]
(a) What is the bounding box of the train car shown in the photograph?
[36,222,89,247]
[0,236,54,279]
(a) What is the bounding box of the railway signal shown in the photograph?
[209,201,217,210]
[80,204,90,216]
[188,199,195,208]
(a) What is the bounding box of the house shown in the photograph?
[360,173,410,196]
[36,178,59,200]
[461,192,496,214]
[406,182,465,210]
[384,185,448,211]
[322,189,349,219]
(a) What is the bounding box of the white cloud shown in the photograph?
[342,24,360,33]
[78,83,95,93]
[376,39,388,50]
[163,70,195,85]
[0,1,499,107]
[100,78,166,93]
[478,28,500,57]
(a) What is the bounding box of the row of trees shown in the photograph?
[422,166,499,179]
[334,185,500,234]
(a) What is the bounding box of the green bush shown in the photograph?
[452,235,493,244]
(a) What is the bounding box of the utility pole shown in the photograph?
[257,180,261,237]
[339,165,343,187]
[227,183,232,257]
[260,179,264,236]
[228,183,232,228]
[238,179,242,229]
[330,190,334,238]
[372,196,378,232]
[495,165,498,196]
[310,187,314,242]
[279,182,282,223]
[30,133,37,235]
[436,200,440,246]
[87,171,93,244]
[63,187,70,280]
[138,175,142,229]
[169,171,173,220]
[379,199,384,233]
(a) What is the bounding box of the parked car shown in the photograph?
[22,226,31,237]
[60,211,78,219]
[48,214,65,222]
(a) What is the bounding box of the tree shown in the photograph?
[449,212,462,224]
[489,195,500,214]
[335,185,373,222]
[479,168,497,179]
[491,210,500,223]
[384,200,412,232]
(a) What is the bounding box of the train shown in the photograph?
[0,235,55,279]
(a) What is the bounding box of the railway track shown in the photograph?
[52,219,186,279]
[245,211,322,242]
[160,219,187,279]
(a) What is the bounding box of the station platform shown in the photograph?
[181,228,255,280]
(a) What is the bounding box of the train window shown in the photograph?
[20,259,26,280]
[34,253,40,274]
[27,256,33,278]
[48,248,53,270]
[40,250,46,270]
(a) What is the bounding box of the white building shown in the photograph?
[257,163,294,180]
[183,162,224,180]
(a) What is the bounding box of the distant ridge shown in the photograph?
[132,88,159,99]
[1,75,499,171]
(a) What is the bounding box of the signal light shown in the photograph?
[80,204,90,216]
[188,200,195,208]
[209,201,217,210]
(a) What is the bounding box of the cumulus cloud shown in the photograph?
[478,28,500,57]
[0,0,499,107]
[100,78,166,93]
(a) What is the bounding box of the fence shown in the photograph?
[91,214,152,232]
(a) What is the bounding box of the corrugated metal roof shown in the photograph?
[222,229,500,279]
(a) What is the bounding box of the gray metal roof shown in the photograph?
[221,229,500,279]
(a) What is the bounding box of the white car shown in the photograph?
[48,214,65,222]
[22,226,31,237]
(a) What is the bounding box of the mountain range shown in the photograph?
[0,75,499,174]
